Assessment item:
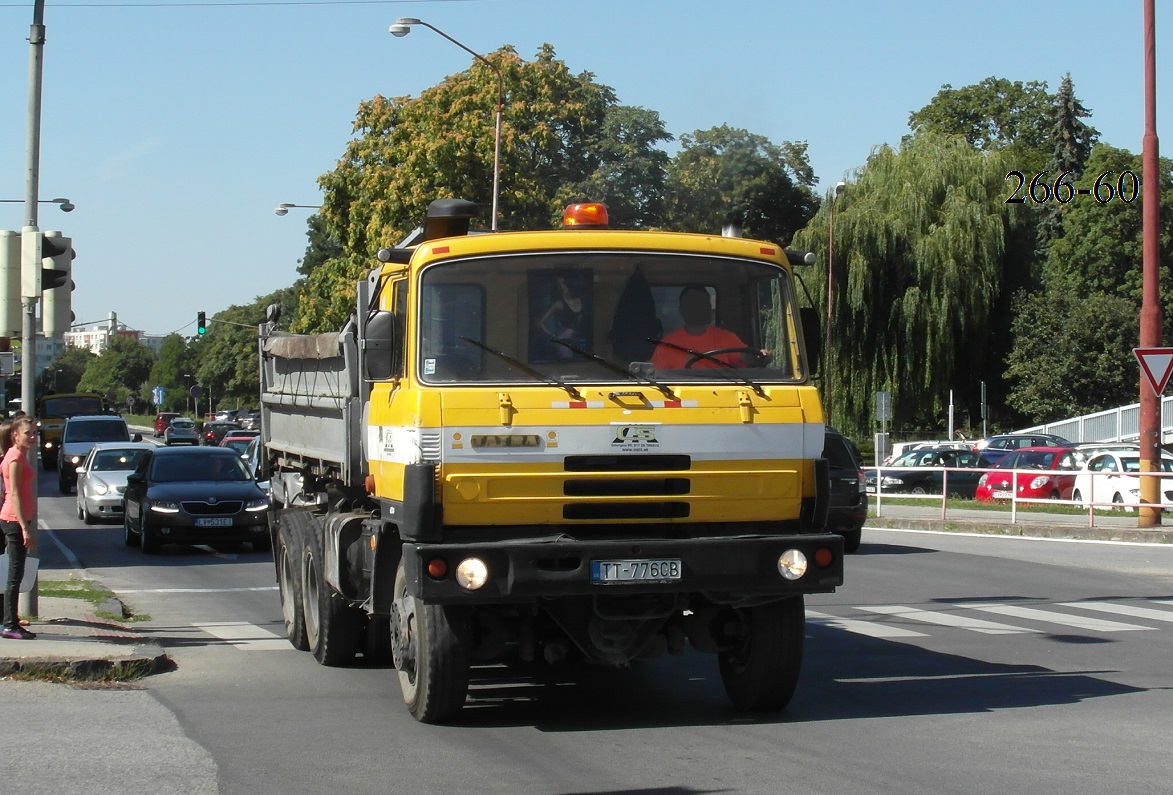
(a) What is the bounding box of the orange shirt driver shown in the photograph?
[651,286,756,369]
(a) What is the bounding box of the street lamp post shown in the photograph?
[0,198,73,212]
[274,203,321,216]
[824,180,847,424]
[390,17,503,231]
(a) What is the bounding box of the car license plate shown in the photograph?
[195,517,233,528]
[993,490,1013,499]
[591,558,681,584]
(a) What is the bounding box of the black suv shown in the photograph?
[825,427,867,553]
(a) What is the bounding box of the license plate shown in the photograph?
[195,517,233,528]
[993,490,1013,499]
[591,558,681,584]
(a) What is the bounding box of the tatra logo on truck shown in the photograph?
[612,425,660,450]
[470,434,542,449]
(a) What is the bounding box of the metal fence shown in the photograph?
[1015,393,1173,443]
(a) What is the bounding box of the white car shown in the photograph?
[75,442,153,524]
[1072,451,1173,510]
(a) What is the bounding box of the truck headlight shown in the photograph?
[777,549,808,581]
[455,557,489,590]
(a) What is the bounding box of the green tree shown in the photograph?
[791,133,1025,436]
[78,335,156,409]
[664,125,818,241]
[42,346,96,395]
[1038,73,1100,248]
[148,333,195,412]
[190,290,293,411]
[1005,291,1137,418]
[908,76,1057,170]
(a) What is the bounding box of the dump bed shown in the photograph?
[259,326,364,488]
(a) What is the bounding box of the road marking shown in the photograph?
[855,605,1038,634]
[807,609,927,638]
[195,622,290,650]
[1059,601,1173,623]
[968,603,1155,632]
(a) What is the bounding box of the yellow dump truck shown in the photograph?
[35,391,106,470]
[262,199,843,723]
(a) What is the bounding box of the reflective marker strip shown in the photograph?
[551,401,605,408]
[649,400,698,408]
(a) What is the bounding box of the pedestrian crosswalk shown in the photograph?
[808,598,1173,640]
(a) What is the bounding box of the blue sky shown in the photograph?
[0,0,1166,337]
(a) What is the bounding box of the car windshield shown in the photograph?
[64,421,128,442]
[171,420,194,429]
[150,455,252,483]
[93,449,147,471]
[1119,457,1173,474]
[1000,451,1055,469]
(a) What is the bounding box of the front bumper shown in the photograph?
[402,534,844,604]
[145,514,268,543]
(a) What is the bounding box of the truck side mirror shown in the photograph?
[800,307,822,376]
[363,310,398,381]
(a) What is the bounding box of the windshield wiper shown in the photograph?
[647,338,765,397]
[548,339,677,401]
[460,337,584,401]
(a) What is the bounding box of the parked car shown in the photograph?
[153,412,181,438]
[1070,442,1140,467]
[164,417,200,446]
[882,439,969,466]
[215,409,241,422]
[236,409,260,431]
[122,445,271,554]
[869,446,984,498]
[201,420,240,446]
[825,427,866,553]
[58,415,140,495]
[1072,451,1173,510]
[75,442,153,524]
[974,433,1073,466]
[974,446,1079,503]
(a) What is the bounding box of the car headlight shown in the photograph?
[1029,476,1050,490]
[150,500,180,514]
[91,479,109,496]
[880,476,904,487]
[244,497,270,512]
[69,455,82,465]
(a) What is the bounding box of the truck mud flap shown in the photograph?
[800,457,830,532]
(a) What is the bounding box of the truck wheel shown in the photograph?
[391,560,470,723]
[301,535,361,665]
[276,529,309,651]
[719,595,804,712]
[840,527,862,554]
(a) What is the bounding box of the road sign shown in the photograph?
[875,390,891,422]
[1134,347,1173,395]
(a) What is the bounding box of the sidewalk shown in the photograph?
[0,590,169,681]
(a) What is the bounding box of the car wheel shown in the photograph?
[1049,490,1060,500]
[840,527,862,554]
[81,499,96,526]
[719,595,804,712]
[76,497,84,520]
[1073,489,1083,504]
[910,484,928,495]
[123,515,139,548]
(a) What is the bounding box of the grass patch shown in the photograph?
[34,579,149,622]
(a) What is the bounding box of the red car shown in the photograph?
[153,412,180,438]
[974,446,1079,502]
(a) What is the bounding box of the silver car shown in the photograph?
[75,442,153,525]
[164,417,200,445]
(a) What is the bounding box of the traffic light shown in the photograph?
[197,311,207,335]
[40,232,75,338]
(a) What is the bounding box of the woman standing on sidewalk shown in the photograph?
[0,417,37,640]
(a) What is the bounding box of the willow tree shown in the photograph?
[792,133,1025,437]
[296,45,655,332]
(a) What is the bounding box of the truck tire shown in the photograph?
[301,533,361,665]
[276,527,309,651]
[391,560,470,723]
[719,595,804,712]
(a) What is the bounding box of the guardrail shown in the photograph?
[865,464,1172,527]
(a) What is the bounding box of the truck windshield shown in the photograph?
[417,251,807,386]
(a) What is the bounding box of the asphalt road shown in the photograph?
[10,476,1173,795]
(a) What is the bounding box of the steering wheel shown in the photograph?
[684,347,767,368]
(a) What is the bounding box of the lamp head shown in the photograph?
[52,198,75,212]
[390,18,419,36]
[274,202,293,216]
